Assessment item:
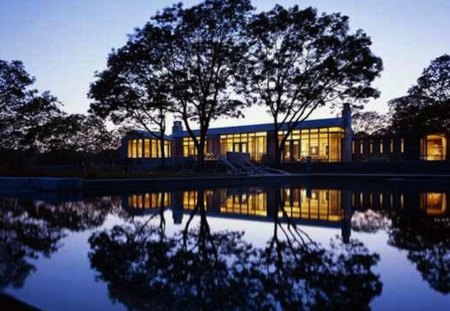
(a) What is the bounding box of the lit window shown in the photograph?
[421,193,447,215]
[380,139,384,154]
[400,138,405,153]
[221,132,267,161]
[421,134,447,161]
[390,139,394,153]
[360,140,364,154]
[369,140,373,154]
[137,139,143,158]
[144,139,151,158]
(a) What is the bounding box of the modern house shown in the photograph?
[120,104,353,165]
[120,103,448,166]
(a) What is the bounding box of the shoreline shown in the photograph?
[1,173,450,194]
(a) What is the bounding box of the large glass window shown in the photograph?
[127,138,171,158]
[182,137,208,157]
[220,132,267,161]
[279,127,344,162]
[421,134,447,161]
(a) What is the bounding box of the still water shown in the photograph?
[1,179,449,310]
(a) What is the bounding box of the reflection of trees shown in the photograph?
[90,190,260,310]
[388,210,450,294]
[351,210,391,233]
[263,194,382,310]
[89,190,382,310]
[0,196,118,290]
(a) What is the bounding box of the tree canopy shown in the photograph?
[352,110,390,135]
[389,54,450,134]
[89,25,172,166]
[0,60,118,158]
[245,5,383,162]
[0,60,65,151]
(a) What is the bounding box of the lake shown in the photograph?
[1,178,449,310]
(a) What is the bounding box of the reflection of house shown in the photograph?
[123,187,449,243]
[281,188,342,221]
[351,190,449,217]
[122,188,351,242]
[123,188,345,225]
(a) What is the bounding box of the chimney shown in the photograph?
[342,103,351,128]
[342,103,353,162]
[172,120,183,134]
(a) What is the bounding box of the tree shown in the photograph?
[150,0,254,169]
[41,114,117,153]
[245,5,383,163]
[89,28,171,168]
[13,91,64,152]
[389,54,450,134]
[0,60,65,152]
[352,110,390,135]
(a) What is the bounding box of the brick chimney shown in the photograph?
[172,120,183,134]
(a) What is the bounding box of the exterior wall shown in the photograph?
[352,135,409,161]
[266,130,277,163]
[353,133,449,162]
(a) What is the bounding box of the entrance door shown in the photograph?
[233,142,248,153]
[291,140,300,161]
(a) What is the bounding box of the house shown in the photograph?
[120,103,448,167]
[120,104,353,166]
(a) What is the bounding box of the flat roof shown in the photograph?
[171,117,345,138]
[126,130,173,140]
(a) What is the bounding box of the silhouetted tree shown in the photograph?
[0,60,65,151]
[352,111,391,135]
[389,54,450,135]
[40,114,117,154]
[245,5,383,163]
[151,0,254,170]
[89,28,171,167]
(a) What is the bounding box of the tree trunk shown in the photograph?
[196,129,207,172]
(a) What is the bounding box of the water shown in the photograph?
[1,179,449,310]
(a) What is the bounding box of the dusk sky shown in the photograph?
[1,0,449,127]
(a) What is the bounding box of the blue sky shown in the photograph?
[1,0,449,127]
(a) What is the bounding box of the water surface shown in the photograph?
[1,179,449,310]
